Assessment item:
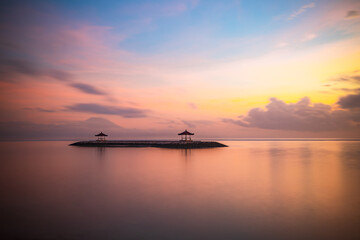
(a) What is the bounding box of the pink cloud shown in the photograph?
[272,0,360,48]
[288,2,315,20]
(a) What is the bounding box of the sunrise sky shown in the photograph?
[0,0,360,140]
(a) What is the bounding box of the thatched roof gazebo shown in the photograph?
[178,129,194,142]
[95,132,108,141]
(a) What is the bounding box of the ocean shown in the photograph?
[1,140,359,239]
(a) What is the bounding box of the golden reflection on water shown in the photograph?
[0,141,359,239]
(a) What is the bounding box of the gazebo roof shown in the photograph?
[95,132,108,137]
[178,130,194,135]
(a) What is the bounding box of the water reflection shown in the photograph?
[180,148,192,161]
[0,141,359,239]
[96,147,106,160]
[268,141,287,210]
[339,141,360,169]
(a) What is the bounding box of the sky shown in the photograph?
[0,0,360,140]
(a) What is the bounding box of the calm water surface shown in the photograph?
[1,141,360,239]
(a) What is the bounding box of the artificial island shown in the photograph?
[70,130,228,149]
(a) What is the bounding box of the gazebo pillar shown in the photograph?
[95,132,108,142]
[178,130,194,142]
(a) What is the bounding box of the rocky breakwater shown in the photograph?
[70,140,228,149]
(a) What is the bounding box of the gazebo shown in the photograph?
[95,132,108,141]
[178,129,194,142]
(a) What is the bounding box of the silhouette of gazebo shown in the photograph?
[95,132,108,141]
[178,129,194,142]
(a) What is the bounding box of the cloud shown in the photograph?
[69,83,106,95]
[0,41,21,51]
[0,59,72,82]
[182,120,212,128]
[118,0,198,18]
[331,74,360,83]
[302,33,317,42]
[23,107,56,113]
[188,102,198,109]
[0,117,121,140]
[353,76,360,81]
[332,87,360,92]
[337,93,360,109]
[66,103,148,118]
[48,70,73,82]
[182,120,196,128]
[223,97,358,131]
[288,2,315,20]
[0,59,40,77]
[345,10,360,19]
[0,117,175,140]
[0,59,109,96]
[0,6,122,96]
[275,42,289,48]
